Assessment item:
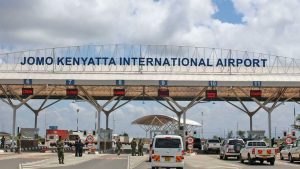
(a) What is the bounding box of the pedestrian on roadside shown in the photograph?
[116,139,122,156]
[131,138,137,156]
[0,136,5,149]
[74,137,79,157]
[138,139,144,156]
[16,133,21,154]
[56,136,65,164]
[78,139,84,157]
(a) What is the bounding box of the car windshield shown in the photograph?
[155,138,181,148]
[248,142,266,146]
[228,140,244,145]
[208,139,220,143]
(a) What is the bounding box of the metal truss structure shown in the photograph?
[1,44,300,150]
[0,44,300,75]
[132,114,201,138]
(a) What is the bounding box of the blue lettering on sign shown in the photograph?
[19,56,269,68]
[24,79,32,85]
[159,80,168,86]
[253,81,262,87]
[66,80,75,85]
[116,80,125,86]
[208,81,218,87]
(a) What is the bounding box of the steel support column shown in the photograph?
[0,84,47,145]
[237,87,295,146]
[78,86,143,152]
[150,87,207,150]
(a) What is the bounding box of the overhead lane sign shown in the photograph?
[20,56,268,68]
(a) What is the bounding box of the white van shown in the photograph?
[151,135,184,169]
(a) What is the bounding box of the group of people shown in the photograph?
[56,136,85,164]
[1,136,5,149]
[130,138,144,156]
[116,138,144,156]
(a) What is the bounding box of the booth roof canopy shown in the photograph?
[131,114,201,127]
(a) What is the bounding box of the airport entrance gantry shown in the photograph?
[1,44,300,149]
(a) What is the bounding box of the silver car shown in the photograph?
[220,139,244,160]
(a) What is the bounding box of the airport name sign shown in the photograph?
[20,56,268,67]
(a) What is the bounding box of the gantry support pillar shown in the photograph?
[8,86,66,129]
[0,85,47,144]
[78,86,142,152]
[237,87,295,147]
[150,87,207,150]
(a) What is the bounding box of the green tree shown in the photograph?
[213,135,219,139]
[292,114,300,130]
[227,131,233,139]
[237,130,246,138]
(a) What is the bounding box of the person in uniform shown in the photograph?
[16,133,21,154]
[116,139,122,156]
[131,138,137,156]
[1,136,5,149]
[74,137,79,157]
[138,139,144,156]
[56,136,65,164]
[78,139,84,157]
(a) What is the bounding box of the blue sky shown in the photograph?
[1,0,300,138]
[213,0,243,24]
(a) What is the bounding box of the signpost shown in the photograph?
[86,134,96,154]
[187,136,194,154]
[285,137,292,145]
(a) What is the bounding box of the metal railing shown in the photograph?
[0,44,299,75]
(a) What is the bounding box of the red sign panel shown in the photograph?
[250,90,262,97]
[206,90,217,99]
[158,88,169,97]
[22,88,33,95]
[66,89,78,96]
[113,89,126,96]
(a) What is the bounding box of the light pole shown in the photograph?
[76,109,79,131]
[201,112,204,139]
[44,111,47,145]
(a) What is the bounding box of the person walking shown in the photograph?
[78,139,84,157]
[116,139,122,156]
[0,136,5,149]
[130,138,137,156]
[138,139,144,156]
[56,136,65,164]
[16,134,21,154]
[74,137,79,157]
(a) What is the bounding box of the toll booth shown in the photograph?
[20,128,39,148]
[99,128,113,150]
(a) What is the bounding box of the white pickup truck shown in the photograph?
[240,140,276,165]
[289,139,300,163]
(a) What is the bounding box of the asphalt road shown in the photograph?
[0,153,55,169]
[1,152,300,169]
[134,154,300,169]
[48,154,128,169]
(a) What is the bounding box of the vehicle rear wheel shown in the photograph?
[248,154,253,165]
[280,153,283,160]
[239,154,244,163]
[270,158,275,165]
[259,159,264,164]
[151,167,156,169]
[289,154,294,163]
[224,155,228,160]
[176,168,183,169]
